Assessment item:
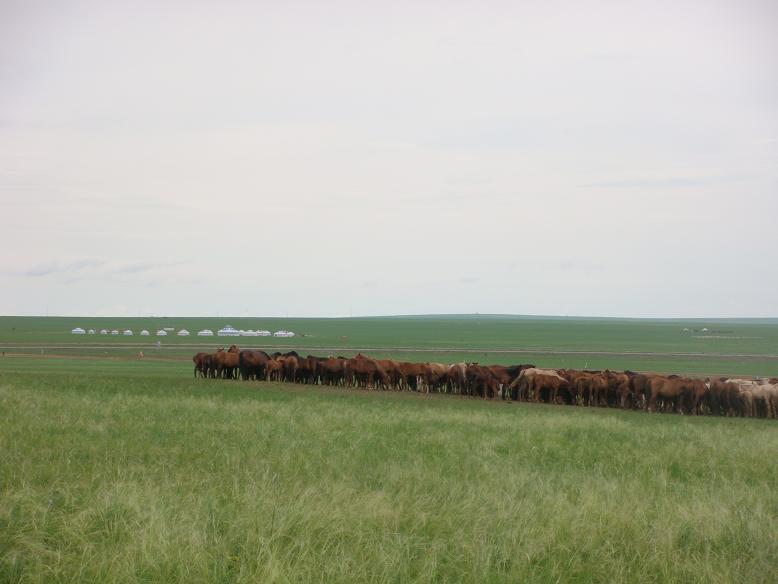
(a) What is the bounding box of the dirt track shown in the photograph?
[1,343,777,361]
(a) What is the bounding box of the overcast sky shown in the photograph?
[1,0,776,317]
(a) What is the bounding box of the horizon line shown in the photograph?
[2,313,777,321]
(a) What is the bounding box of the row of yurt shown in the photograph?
[71,325,295,338]
[238,329,272,337]
[216,325,286,337]
[71,328,173,336]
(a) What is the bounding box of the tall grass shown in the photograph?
[1,371,777,583]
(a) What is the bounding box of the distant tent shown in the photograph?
[240,329,259,337]
[197,329,214,336]
[273,330,295,338]
[177,329,190,336]
[100,329,108,335]
[111,330,119,335]
[71,327,86,335]
[87,329,96,335]
[256,330,271,337]
[123,329,133,336]
[156,330,168,336]
[217,325,240,336]
[140,330,150,336]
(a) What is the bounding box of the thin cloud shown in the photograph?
[11,258,107,278]
[583,176,743,189]
[6,259,185,282]
[554,259,605,272]
[112,261,167,275]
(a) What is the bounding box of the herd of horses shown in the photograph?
[192,346,778,419]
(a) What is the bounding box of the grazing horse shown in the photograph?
[265,358,284,382]
[376,359,402,388]
[193,352,209,377]
[345,353,390,389]
[647,376,696,414]
[213,345,240,379]
[398,361,427,392]
[465,365,501,399]
[318,357,347,386]
[238,350,271,381]
[508,368,569,403]
[425,363,449,393]
[447,363,467,395]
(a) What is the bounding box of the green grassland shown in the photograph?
[2,315,777,581]
[2,315,778,377]
[4,315,778,354]
[1,362,777,583]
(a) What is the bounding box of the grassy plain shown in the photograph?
[2,315,777,582]
[2,315,778,376]
[1,362,777,583]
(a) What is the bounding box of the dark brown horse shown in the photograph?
[238,350,270,381]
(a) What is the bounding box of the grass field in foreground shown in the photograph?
[1,365,777,583]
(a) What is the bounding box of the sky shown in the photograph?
[1,0,777,318]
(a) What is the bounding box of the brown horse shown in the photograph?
[508,368,569,403]
[465,365,500,399]
[647,376,698,413]
[238,350,270,381]
[265,358,284,382]
[318,356,347,386]
[193,352,210,378]
[398,361,427,391]
[375,359,402,388]
[212,345,240,379]
[346,353,390,389]
[447,363,467,394]
[425,363,449,393]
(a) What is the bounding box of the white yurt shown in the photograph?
[177,329,190,336]
[71,327,86,335]
[88,329,96,335]
[100,329,108,335]
[217,325,240,336]
[273,330,295,338]
[257,330,271,337]
[123,329,133,336]
[156,330,168,336]
[111,330,119,335]
[140,330,150,336]
[197,329,214,336]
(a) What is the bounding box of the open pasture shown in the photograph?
[2,316,778,582]
[2,315,778,377]
[2,358,778,583]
